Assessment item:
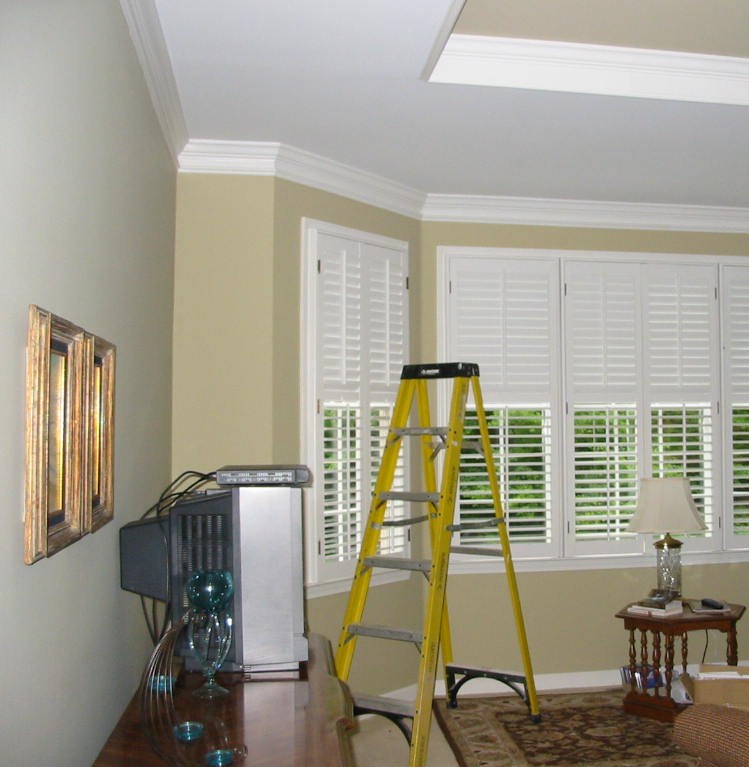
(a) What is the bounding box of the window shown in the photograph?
[444,254,560,558]
[440,248,746,564]
[722,266,749,547]
[302,220,409,586]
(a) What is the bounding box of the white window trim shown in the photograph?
[300,218,410,596]
[437,246,749,574]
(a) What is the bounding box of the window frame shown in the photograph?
[438,247,749,574]
[301,218,410,592]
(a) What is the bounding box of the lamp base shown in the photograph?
[654,533,683,597]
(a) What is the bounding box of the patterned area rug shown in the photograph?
[433,689,700,767]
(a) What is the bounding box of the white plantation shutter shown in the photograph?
[447,255,559,556]
[449,256,557,402]
[319,234,361,400]
[643,265,715,401]
[564,261,641,554]
[432,247,748,568]
[564,262,640,402]
[643,264,718,540]
[722,265,749,545]
[307,222,409,584]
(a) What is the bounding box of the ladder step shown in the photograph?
[392,426,448,437]
[379,515,429,527]
[461,440,483,452]
[380,491,440,503]
[448,519,505,532]
[364,556,432,573]
[353,693,414,719]
[352,694,414,741]
[347,624,423,645]
[450,545,503,557]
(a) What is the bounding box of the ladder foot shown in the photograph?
[445,664,536,717]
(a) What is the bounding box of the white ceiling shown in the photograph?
[137,0,749,217]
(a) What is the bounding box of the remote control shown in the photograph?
[701,598,725,610]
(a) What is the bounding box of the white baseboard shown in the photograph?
[383,668,619,703]
[375,661,749,704]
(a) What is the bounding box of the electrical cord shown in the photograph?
[137,469,218,643]
[139,470,216,519]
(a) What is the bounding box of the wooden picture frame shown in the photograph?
[24,306,116,564]
[88,335,115,533]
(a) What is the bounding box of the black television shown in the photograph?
[120,485,308,675]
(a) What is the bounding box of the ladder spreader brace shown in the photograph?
[335,362,541,767]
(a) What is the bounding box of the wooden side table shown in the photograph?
[614,602,745,722]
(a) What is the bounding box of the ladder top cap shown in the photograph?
[401,362,480,380]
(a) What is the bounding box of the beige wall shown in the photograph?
[1,2,176,765]
[172,166,749,695]
[271,178,423,460]
[172,174,276,469]
[172,175,423,692]
[418,221,749,678]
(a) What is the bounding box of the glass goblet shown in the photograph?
[185,570,234,699]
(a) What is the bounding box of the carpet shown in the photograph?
[433,689,701,767]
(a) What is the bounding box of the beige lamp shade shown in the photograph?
[628,477,706,534]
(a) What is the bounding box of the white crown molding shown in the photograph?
[122,8,749,233]
[430,34,749,106]
[119,0,188,162]
[179,140,426,219]
[423,194,749,233]
[179,140,281,175]
[178,141,749,232]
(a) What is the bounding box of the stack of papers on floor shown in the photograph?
[682,665,749,710]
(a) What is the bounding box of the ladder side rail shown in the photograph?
[469,376,540,719]
[414,379,456,677]
[335,379,417,681]
[409,376,470,767]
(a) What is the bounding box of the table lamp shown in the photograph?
[627,477,706,597]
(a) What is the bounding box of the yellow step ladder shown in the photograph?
[334,362,540,767]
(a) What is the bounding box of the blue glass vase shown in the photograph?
[186,570,234,699]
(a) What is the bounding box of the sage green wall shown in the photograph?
[1,3,176,765]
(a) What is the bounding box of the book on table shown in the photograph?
[627,601,684,616]
[627,589,684,616]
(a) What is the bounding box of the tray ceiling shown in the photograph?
[129,0,749,222]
